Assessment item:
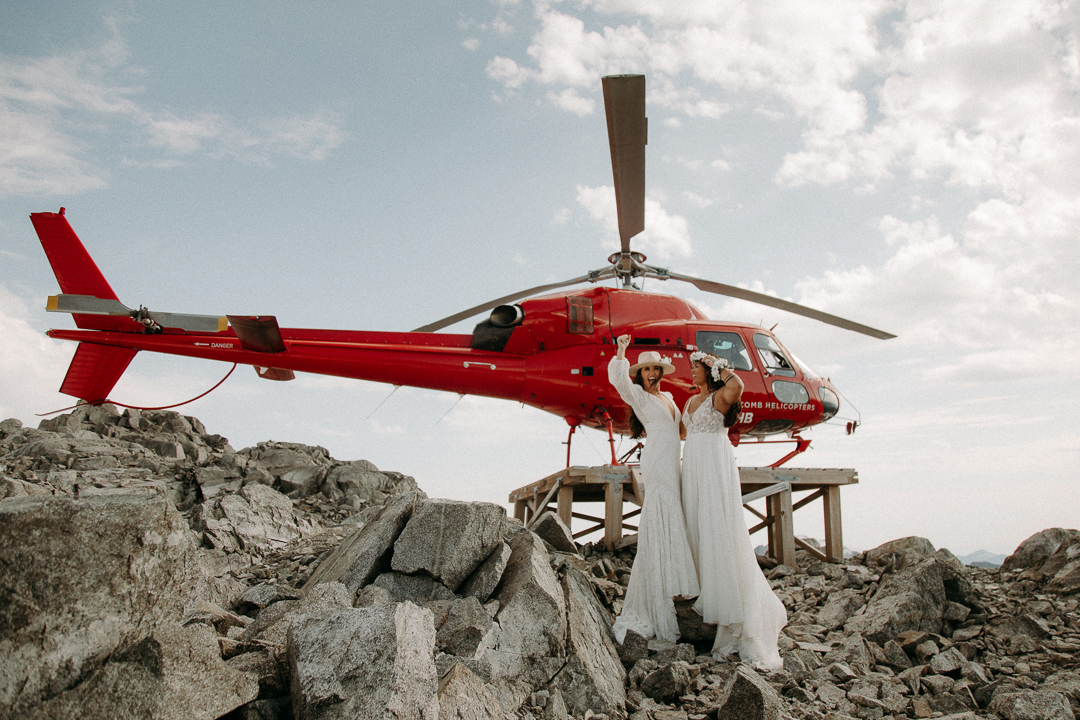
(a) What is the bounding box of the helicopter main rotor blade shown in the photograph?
[603,74,646,253]
[664,271,896,340]
[412,268,614,333]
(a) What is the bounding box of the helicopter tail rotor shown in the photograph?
[46,294,228,333]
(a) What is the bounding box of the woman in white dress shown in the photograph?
[681,351,787,670]
[607,334,699,643]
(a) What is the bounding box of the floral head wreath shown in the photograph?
[690,351,730,382]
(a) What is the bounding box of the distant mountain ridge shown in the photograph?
[958,549,1006,568]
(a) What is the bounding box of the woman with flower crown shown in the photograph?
[606,334,699,643]
[681,351,787,670]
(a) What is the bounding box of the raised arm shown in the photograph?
[608,334,644,412]
[711,363,744,412]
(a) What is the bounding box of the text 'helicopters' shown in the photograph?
[33,75,892,465]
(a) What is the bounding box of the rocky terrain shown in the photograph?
[1,405,1078,720]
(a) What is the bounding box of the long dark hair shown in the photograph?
[697,361,741,428]
[628,368,663,439]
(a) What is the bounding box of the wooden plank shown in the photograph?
[824,484,844,562]
[741,480,789,504]
[614,533,638,550]
[629,466,644,505]
[526,478,563,530]
[794,535,827,561]
[514,499,527,522]
[738,467,858,486]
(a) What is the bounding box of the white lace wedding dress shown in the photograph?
[681,394,787,670]
[608,357,699,643]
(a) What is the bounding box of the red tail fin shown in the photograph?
[30,209,141,332]
[60,343,138,403]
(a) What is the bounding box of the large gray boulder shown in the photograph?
[863,536,936,567]
[484,530,567,683]
[844,557,948,644]
[816,588,866,631]
[552,565,626,717]
[288,601,439,720]
[302,490,425,595]
[1001,528,1078,572]
[375,572,457,604]
[392,499,508,592]
[436,597,500,659]
[459,542,512,603]
[24,622,258,720]
[0,491,230,717]
[437,662,503,720]
[531,511,578,554]
[989,690,1075,720]
[191,483,322,554]
[714,665,784,720]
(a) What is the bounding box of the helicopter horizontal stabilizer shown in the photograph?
[228,315,287,353]
[59,343,138,403]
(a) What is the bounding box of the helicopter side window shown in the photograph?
[567,297,594,334]
[772,380,810,404]
[695,331,752,371]
[753,334,796,377]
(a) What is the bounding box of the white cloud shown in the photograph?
[576,184,692,260]
[0,284,76,421]
[547,87,595,116]
[0,27,345,198]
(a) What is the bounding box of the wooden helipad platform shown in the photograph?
[509,465,858,566]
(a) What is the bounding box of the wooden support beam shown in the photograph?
[557,484,574,527]
[767,489,795,567]
[824,484,844,562]
[604,476,624,552]
[794,535,827,561]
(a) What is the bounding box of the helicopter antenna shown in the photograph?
[367,384,401,419]
[831,384,863,433]
[436,393,466,425]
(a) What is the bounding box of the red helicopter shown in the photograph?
[32,75,892,466]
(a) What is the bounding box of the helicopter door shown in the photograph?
[693,329,766,423]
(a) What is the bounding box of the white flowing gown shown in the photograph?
[608,357,699,643]
[681,394,787,670]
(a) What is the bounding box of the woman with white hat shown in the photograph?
[607,334,699,643]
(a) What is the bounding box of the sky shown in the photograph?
[1,0,1077,557]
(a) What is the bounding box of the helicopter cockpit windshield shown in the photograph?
[695,331,753,370]
[753,333,797,377]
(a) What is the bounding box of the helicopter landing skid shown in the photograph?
[735,434,812,468]
[564,410,622,467]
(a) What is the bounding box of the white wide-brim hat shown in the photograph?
[629,350,676,375]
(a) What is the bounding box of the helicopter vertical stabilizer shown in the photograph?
[30,209,142,333]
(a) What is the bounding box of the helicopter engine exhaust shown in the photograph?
[490,304,524,328]
[470,304,524,351]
